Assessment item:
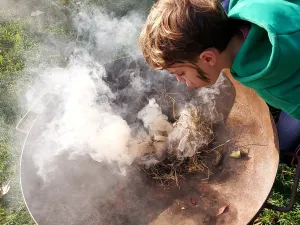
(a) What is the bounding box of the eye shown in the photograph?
[178,72,184,77]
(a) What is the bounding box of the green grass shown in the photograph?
[0,19,36,225]
[0,20,36,125]
[0,3,78,223]
[0,120,16,185]
[0,177,35,225]
[0,21,34,77]
[0,110,35,225]
[255,164,300,225]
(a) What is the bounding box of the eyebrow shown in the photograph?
[168,63,209,82]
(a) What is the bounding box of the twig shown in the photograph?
[281,170,294,175]
[175,170,179,187]
[199,140,231,154]
[167,95,177,121]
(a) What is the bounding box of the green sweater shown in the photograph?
[228,0,300,119]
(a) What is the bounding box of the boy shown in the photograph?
[139,0,300,163]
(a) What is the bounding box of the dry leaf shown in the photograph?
[216,205,229,216]
[190,198,196,205]
[230,150,241,159]
[0,181,11,198]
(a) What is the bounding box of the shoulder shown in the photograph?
[228,0,300,35]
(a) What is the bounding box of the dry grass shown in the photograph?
[139,104,229,187]
[142,141,228,187]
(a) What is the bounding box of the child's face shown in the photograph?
[166,62,220,89]
[165,50,223,89]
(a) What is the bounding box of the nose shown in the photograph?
[186,82,193,87]
[175,75,185,83]
[185,82,195,88]
[184,79,196,88]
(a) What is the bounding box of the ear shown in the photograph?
[199,50,217,66]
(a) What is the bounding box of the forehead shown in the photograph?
[165,63,193,73]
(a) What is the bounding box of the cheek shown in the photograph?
[193,79,207,87]
[185,72,208,87]
[207,71,220,85]
[187,73,204,84]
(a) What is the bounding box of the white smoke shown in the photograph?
[169,74,227,155]
[27,56,228,181]
[13,2,234,224]
[28,55,132,180]
[21,5,148,180]
[73,8,144,60]
[22,2,228,181]
[137,98,168,130]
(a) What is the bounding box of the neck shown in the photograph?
[220,32,245,69]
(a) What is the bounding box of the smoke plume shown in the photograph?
[19,0,227,182]
[13,2,235,224]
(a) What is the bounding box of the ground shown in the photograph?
[0,1,299,225]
